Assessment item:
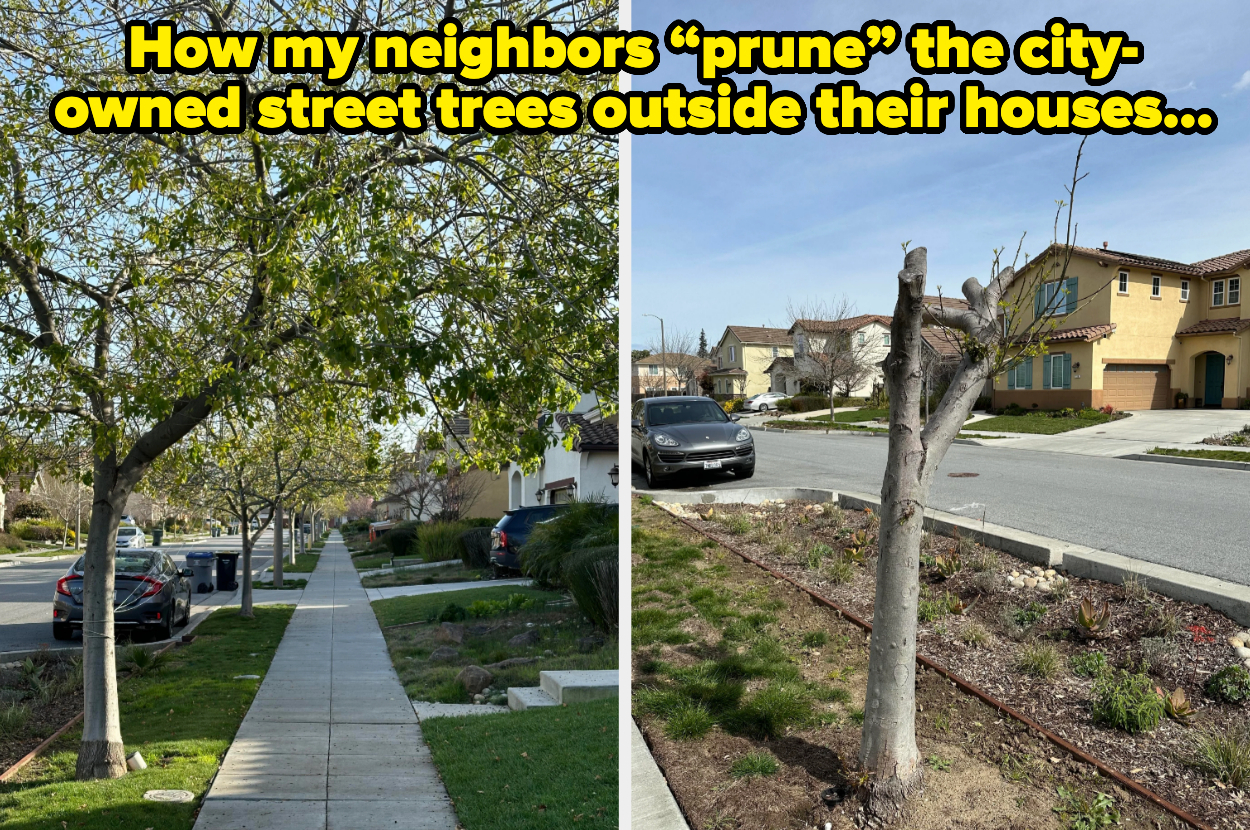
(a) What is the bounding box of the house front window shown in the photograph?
[771,346,778,357]
[1213,279,1225,307]
[1181,279,1190,302]
[1051,355,1065,389]
[857,332,866,345]
[648,365,657,375]
[883,333,891,346]
[1151,275,1161,298]
[1118,270,1129,294]
[1230,277,1241,305]
[729,345,736,362]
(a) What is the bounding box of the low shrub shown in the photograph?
[419,520,470,562]
[0,531,24,550]
[729,751,779,778]
[1187,725,1250,788]
[564,545,618,632]
[383,521,420,558]
[1070,651,1109,678]
[0,701,30,733]
[959,622,990,647]
[1091,670,1165,733]
[664,700,716,740]
[12,501,50,520]
[521,499,618,631]
[459,527,492,569]
[466,593,540,619]
[1017,642,1061,679]
[1205,665,1250,704]
[721,398,745,414]
[10,518,65,542]
[437,603,468,622]
[1137,636,1178,674]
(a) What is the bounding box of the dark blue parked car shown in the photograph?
[53,549,192,642]
[489,505,569,576]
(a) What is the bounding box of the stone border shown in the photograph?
[651,487,1250,627]
[1123,452,1250,472]
[631,720,691,830]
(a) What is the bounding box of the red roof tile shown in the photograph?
[790,315,892,335]
[1175,318,1250,337]
[725,326,792,346]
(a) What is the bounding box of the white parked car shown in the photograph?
[742,392,787,412]
[115,526,146,548]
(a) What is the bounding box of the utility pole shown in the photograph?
[644,313,666,394]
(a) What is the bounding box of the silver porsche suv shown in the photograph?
[630,396,755,488]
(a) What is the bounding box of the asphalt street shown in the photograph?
[634,429,1250,587]
[0,530,278,654]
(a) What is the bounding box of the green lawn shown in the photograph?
[253,578,307,590]
[371,585,557,628]
[266,552,319,573]
[967,412,1111,434]
[806,407,890,423]
[352,552,393,571]
[360,565,485,590]
[0,605,293,830]
[423,699,617,830]
[1149,447,1250,463]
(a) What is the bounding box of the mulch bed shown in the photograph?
[675,498,1250,829]
[0,656,83,773]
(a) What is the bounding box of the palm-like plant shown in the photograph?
[1074,595,1112,636]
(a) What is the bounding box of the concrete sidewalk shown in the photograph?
[194,533,456,830]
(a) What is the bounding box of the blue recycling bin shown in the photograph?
[186,551,215,593]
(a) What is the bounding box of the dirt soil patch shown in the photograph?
[655,495,1250,829]
[0,655,83,772]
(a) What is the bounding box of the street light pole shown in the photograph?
[643,313,666,394]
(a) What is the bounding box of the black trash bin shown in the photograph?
[151,527,163,546]
[215,551,240,592]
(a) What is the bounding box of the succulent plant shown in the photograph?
[945,593,973,615]
[1074,595,1112,636]
[934,552,963,579]
[1162,687,1196,723]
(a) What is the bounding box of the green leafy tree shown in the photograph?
[0,0,616,779]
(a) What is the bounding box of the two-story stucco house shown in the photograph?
[631,352,712,399]
[707,326,792,398]
[993,245,1250,410]
[506,393,619,509]
[766,315,893,398]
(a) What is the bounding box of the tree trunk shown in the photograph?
[859,249,929,821]
[76,456,128,780]
[273,500,284,589]
[239,494,254,618]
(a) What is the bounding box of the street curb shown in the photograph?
[647,487,838,506]
[653,488,1250,626]
[748,423,981,446]
[1123,452,1250,472]
[631,720,692,830]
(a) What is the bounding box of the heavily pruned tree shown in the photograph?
[859,143,1093,823]
[0,0,617,779]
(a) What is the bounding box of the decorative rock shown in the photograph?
[1009,577,1025,588]
[429,647,460,662]
[508,629,542,648]
[473,694,484,703]
[435,622,466,645]
[1236,647,1250,660]
[1032,567,1044,575]
[1010,571,1021,578]
[1023,577,1038,588]
[1229,637,1245,648]
[456,665,494,696]
[1244,658,1250,670]
[1045,569,1057,577]
[1239,632,1250,644]
[1036,580,1050,591]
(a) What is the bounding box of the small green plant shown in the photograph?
[1073,595,1111,636]
[959,622,990,647]
[847,705,865,725]
[437,602,468,622]
[932,709,951,732]
[1137,636,1178,674]
[1069,651,1109,678]
[729,750,779,779]
[945,593,972,615]
[806,542,833,569]
[925,754,952,772]
[1000,751,1032,782]
[842,530,870,564]
[121,645,169,676]
[1122,571,1150,603]
[1048,577,1073,601]
[1143,607,1180,639]
[1205,665,1250,704]
[1163,688,1196,724]
[1017,642,1061,679]
[917,587,949,623]
[933,552,962,579]
[664,700,716,740]
[725,514,751,535]
[971,571,997,595]
[1053,786,1120,829]
[969,549,1000,573]
[1012,601,1048,628]
[1186,725,1250,788]
[802,630,829,649]
[823,557,855,585]
[1091,670,1165,734]
[638,495,654,505]
[0,701,30,733]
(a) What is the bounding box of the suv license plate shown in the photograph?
[703,460,722,470]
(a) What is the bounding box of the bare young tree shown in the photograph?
[788,297,883,409]
[647,329,705,395]
[433,463,489,521]
[859,143,1092,822]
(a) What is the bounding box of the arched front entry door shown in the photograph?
[1202,351,1226,407]
[509,470,523,509]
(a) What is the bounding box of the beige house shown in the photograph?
[708,326,792,398]
[631,352,712,398]
[767,315,893,397]
[994,245,1250,410]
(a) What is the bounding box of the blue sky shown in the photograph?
[630,1,1250,351]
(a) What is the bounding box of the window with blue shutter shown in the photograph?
[1007,365,1016,389]
[1062,353,1072,389]
[1022,357,1033,389]
[1042,354,1052,389]
[1034,286,1044,318]
[1064,277,1078,314]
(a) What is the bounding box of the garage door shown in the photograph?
[1103,364,1171,410]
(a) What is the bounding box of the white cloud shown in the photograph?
[1232,70,1250,93]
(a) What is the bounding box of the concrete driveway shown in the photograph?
[977,408,1249,457]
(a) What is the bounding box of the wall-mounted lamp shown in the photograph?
[1072,362,1081,370]
[608,464,620,487]
[1228,354,1235,366]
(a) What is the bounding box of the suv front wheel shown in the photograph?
[644,452,666,489]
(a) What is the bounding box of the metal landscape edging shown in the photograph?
[662,509,1215,830]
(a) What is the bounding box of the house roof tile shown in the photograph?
[1050,245,1250,277]
[725,326,792,346]
[1175,318,1250,337]
[1045,323,1117,343]
[790,315,892,334]
[921,327,963,358]
[554,412,617,452]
